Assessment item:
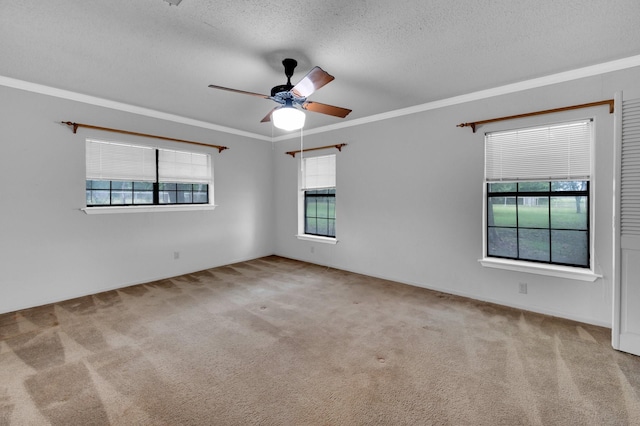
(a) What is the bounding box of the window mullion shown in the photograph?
[153,149,159,205]
[515,184,520,260]
[548,194,552,262]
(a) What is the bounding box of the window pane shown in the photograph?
[305,198,317,218]
[111,191,132,205]
[316,198,329,218]
[488,183,516,193]
[551,230,588,266]
[177,183,192,191]
[177,191,192,203]
[159,183,176,190]
[327,219,335,237]
[305,218,317,235]
[111,181,133,190]
[89,180,110,190]
[88,190,110,205]
[328,198,335,218]
[194,184,208,192]
[316,218,329,236]
[487,228,517,258]
[159,191,176,204]
[134,181,153,190]
[518,201,549,228]
[551,196,587,230]
[519,182,549,192]
[519,229,550,262]
[551,181,587,192]
[488,198,516,227]
[193,192,208,203]
[134,192,153,204]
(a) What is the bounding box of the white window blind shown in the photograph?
[303,154,336,190]
[158,149,211,183]
[86,139,156,182]
[485,120,592,181]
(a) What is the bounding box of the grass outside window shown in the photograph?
[487,181,589,267]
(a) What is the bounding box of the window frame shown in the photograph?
[304,188,336,238]
[297,153,338,243]
[479,119,601,281]
[485,180,590,268]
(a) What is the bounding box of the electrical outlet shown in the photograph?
[174,251,180,260]
[519,282,528,294]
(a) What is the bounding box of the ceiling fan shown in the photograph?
[208,58,352,130]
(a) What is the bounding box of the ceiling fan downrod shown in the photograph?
[271,58,298,96]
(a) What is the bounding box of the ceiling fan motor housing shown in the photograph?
[271,84,293,97]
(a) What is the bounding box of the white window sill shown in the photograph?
[82,204,217,214]
[296,234,338,244]
[479,258,601,282]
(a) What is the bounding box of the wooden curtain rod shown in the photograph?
[61,121,229,153]
[456,99,614,133]
[285,143,347,158]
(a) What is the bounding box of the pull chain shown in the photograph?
[300,127,304,172]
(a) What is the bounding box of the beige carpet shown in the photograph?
[1,256,639,425]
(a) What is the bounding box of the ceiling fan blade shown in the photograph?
[260,107,278,123]
[208,84,270,99]
[302,101,352,118]
[291,67,335,98]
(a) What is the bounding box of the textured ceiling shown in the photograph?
[1,0,640,137]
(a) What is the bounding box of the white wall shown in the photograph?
[273,66,640,327]
[3,66,640,326]
[0,86,274,314]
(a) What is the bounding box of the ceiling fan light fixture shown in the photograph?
[272,105,306,131]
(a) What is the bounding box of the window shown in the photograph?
[300,154,336,238]
[86,139,212,207]
[484,120,592,268]
[487,181,589,266]
[305,189,336,237]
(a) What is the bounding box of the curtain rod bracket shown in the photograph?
[457,122,476,132]
[62,121,80,134]
[61,121,229,152]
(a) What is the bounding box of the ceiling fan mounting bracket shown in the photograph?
[282,58,297,79]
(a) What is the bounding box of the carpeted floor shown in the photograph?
[1,255,639,425]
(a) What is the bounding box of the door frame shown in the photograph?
[612,91,622,350]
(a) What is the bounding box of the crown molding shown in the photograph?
[0,75,272,142]
[2,54,640,143]
[273,54,640,141]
